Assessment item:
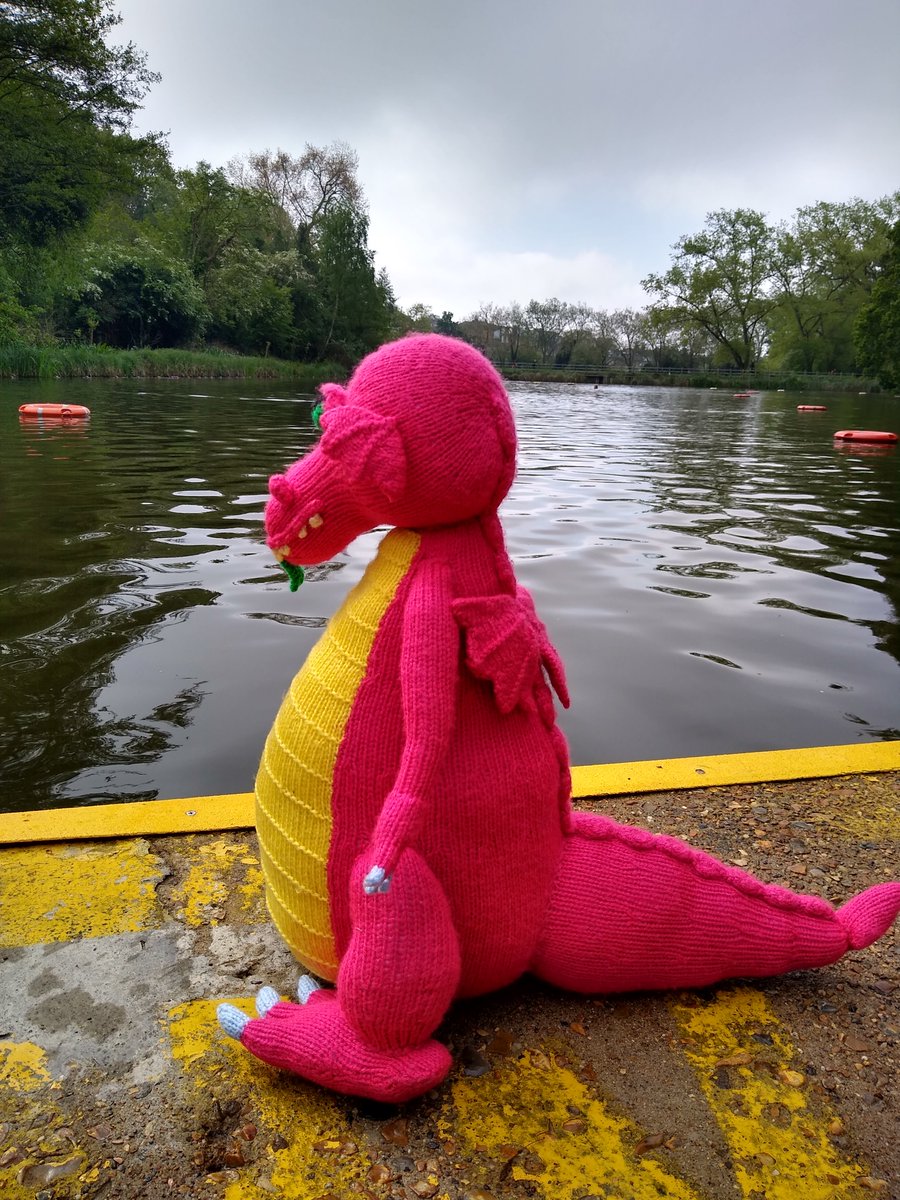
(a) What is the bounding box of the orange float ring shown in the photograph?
[19,403,91,419]
[797,405,827,411]
[832,429,897,443]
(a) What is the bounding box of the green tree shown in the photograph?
[608,307,645,368]
[769,196,900,372]
[165,163,292,285]
[205,248,299,357]
[228,144,363,254]
[855,219,900,389]
[396,303,436,334]
[435,311,458,337]
[0,258,43,341]
[309,205,394,362]
[643,210,779,369]
[523,298,575,363]
[66,241,206,346]
[0,0,161,246]
[497,303,525,363]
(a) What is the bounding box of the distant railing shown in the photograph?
[487,361,882,390]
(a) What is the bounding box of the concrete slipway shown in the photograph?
[0,742,898,1200]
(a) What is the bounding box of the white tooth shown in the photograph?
[297,525,308,539]
[309,513,324,529]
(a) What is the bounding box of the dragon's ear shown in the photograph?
[319,406,407,502]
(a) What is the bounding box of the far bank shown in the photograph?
[0,343,889,395]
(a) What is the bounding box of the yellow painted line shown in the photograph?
[168,999,368,1199]
[1,741,897,846]
[0,790,254,846]
[0,840,167,948]
[571,739,900,798]
[671,987,877,1199]
[444,1048,703,1199]
[169,999,703,1199]
[0,1041,52,1092]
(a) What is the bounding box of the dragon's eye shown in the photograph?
[311,400,324,430]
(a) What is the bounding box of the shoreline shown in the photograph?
[0,345,887,393]
[0,344,339,384]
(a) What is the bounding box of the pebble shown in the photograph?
[17,1157,83,1187]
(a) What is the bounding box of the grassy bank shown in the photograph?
[3,344,889,396]
[0,344,341,384]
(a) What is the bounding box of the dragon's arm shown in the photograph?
[363,559,458,894]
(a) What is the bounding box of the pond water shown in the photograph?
[1,377,898,813]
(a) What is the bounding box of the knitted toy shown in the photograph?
[218,333,900,1102]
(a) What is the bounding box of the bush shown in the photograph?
[64,241,208,347]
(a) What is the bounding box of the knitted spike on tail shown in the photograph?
[838,883,900,949]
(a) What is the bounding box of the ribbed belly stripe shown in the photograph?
[254,530,420,979]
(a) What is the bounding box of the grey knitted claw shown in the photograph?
[255,986,280,1016]
[363,864,392,894]
[297,975,322,1005]
[217,1003,250,1040]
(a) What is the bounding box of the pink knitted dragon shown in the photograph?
[218,333,900,1102]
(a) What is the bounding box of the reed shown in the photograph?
[0,344,341,384]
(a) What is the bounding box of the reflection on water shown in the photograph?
[0,379,898,812]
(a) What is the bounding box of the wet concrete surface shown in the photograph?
[0,771,897,1199]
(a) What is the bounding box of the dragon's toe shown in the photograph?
[217,1003,251,1040]
[297,975,322,1005]
[255,986,280,1017]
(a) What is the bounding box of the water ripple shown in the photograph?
[1,378,898,810]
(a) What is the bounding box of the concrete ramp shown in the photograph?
[1,744,898,1199]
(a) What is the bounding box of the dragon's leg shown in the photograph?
[222,850,459,1102]
[530,811,899,993]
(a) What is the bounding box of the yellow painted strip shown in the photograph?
[168,999,367,1199]
[169,1000,702,1199]
[0,1042,89,1198]
[0,790,254,846]
[0,840,167,948]
[0,1041,52,1092]
[172,837,265,928]
[671,987,871,1199]
[571,739,900,798]
[444,1048,702,1198]
[1,740,897,847]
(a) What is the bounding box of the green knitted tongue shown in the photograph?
[280,561,305,592]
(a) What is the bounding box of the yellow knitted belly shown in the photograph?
[254,529,420,980]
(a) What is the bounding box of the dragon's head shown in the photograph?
[265,334,517,579]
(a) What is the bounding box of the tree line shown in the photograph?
[0,0,397,365]
[412,199,900,388]
[2,1,898,387]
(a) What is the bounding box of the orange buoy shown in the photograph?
[833,429,897,444]
[19,403,91,419]
[797,405,827,411]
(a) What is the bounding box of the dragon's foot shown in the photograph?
[217,981,451,1102]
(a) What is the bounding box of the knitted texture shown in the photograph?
[230,333,900,1102]
[255,528,420,979]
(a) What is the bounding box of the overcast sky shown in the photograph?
[116,0,900,318]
